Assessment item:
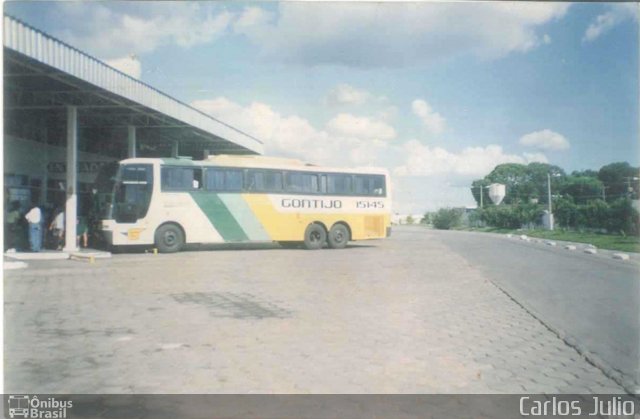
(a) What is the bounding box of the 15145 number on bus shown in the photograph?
[356,201,384,209]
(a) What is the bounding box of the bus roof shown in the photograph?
[120,155,389,175]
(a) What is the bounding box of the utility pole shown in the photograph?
[480,185,483,209]
[624,177,639,198]
[547,173,554,231]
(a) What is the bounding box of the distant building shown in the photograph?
[392,214,424,225]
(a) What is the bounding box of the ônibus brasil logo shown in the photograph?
[7,395,73,418]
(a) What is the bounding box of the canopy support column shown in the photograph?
[128,126,137,158]
[64,106,78,252]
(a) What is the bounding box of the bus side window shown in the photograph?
[265,171,283,192]
[225,170,243,191]
[245,170,265,192]
[372,175,386,196]
[205,169,242,192]
[193,169,202,189]
[162,167,200,191]
[205,169,224,191]
[285,172,318,193]
[327,174,352,195]
[354,175,367,195]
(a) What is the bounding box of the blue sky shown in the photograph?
[5,1,638,213]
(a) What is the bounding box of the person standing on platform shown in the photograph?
[5,201,21,250]
[25,202,42,252]
[49,208,65,250]
[77,216,88,248]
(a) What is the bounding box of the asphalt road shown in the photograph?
[430,227,639,392]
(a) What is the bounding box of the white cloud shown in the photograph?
[583,4,637,42]
[191,98,391,167]
[235,2,570,67]
[378,106,399,122]
[412,99,445,136]
[519,129,570,151]
[326,113,396,141]
[105,55,142,79]
[233,7,274,35]
[326,84,372,106]
[52,3,233,59]
[394,140,548,177]
[523,152,549,163]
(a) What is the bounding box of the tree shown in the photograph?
[578,199,609,229]
[432,208,463,230]
[483,163,528,205]
[606,198,639,235]
[480,206,522,229]
[470,179,490,207]
[405,215,415,225]
[471,162,565,206]
[554,196,580,228]
[479,203,543,229]
[571,169,598,178]
[598,162,640,201]
[559,176,604,204]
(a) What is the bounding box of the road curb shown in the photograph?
[613,253,630,261]
[500,233,638,262]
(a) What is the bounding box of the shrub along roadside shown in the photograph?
[475,198,639,236]
[553,197,639,236]
[431,208,463,230]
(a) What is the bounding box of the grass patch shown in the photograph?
[461,227,640,253]
[523,230,639,253]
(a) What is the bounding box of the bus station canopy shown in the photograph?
[3,15,264,159]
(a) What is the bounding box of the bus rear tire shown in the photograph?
[303,223,326,250]
[154,223,184,253]
[328,223,349,249]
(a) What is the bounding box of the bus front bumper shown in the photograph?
[100,220,154,246]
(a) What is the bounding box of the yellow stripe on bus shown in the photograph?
[242,194,389,241]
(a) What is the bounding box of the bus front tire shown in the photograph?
[303,223,326,250]
[154,224,184,253]
[328,223,349,249]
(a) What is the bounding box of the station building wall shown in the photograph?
[4,135,115,213]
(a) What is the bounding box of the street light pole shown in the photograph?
[547,173,554,231]
[625,176,639,198]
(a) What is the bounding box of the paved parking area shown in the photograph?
[4,227,625,393]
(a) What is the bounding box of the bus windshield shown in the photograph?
[96,163,153,222]
[94,162,118,219]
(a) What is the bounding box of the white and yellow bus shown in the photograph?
[95,155,391,252]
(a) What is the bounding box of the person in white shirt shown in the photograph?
[25,202,42,252]
[49,208,65,250]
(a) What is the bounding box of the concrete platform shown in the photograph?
[4,248,111,261]
[3,261,28,270]
[4,249,70,260]
[69,249,112,261]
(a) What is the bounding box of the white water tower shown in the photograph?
[488,183,506,205]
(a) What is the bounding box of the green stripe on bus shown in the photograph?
[218,194,271,241]
[189,192,249,242]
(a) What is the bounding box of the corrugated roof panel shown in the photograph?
[3,15,263,154]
